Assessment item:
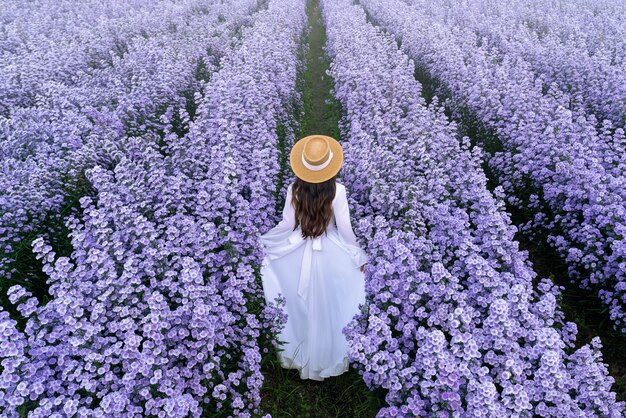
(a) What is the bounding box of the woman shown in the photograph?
[260,134,368,381]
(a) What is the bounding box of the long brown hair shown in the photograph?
[291,175,337,239]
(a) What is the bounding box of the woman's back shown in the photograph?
[260,134,368,381]
[286,181,363,252]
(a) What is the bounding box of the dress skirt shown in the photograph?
[260,226,366,381]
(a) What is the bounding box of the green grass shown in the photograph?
[297,0,343,141]
[260,345,386,417]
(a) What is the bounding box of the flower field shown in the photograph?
[1,0,625,416]
[360,0,626,335]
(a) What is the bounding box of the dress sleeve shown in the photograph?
[259,183,297,267]
[278,183,296,230]
[333,184,368,268]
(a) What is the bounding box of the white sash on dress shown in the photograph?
[287,229,323,301]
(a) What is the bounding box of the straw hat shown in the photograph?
[289,135,344,183]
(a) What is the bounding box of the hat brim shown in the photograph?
[290,135,344,183]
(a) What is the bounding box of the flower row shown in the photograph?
[321,0,624,415]
[402,0,626,129]
[0,0,209,112]
[0,0,259,281]
[0,0,306,415]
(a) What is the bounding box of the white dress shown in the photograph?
[260,181,368,381]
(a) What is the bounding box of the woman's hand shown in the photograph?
[360,263,367,273]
